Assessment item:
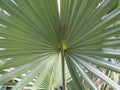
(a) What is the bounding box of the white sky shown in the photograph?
[57,0,60,14]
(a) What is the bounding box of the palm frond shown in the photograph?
[0,0,120,90]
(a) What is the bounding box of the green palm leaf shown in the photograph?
[0,0,120,90]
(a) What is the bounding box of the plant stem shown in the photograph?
[61,47,66,90]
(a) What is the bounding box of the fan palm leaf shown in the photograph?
[0,0,120,90]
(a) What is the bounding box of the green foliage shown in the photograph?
[0,0,120,90]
